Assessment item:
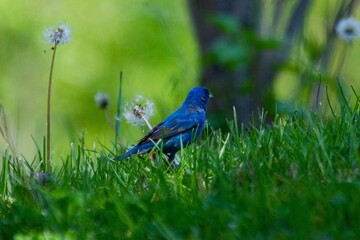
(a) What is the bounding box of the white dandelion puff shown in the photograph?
[335,17,360,42]
[44,22,72,45]
[123,95,154,129]
[94,92,109,110]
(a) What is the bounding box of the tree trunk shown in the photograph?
[189,0,310,127]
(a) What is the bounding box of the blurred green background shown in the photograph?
[0,0,199,158]
[1,1,360,159]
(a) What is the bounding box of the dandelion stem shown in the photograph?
[141,115,152,130]
[333,43,349,77]
[105,108,115,130]
[46,43,58,173]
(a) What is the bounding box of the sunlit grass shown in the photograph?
[1,93,359,239]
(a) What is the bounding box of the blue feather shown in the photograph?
[118,86,212,162]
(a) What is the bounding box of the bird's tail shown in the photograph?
[117,146,139,161]
[117,142,156,161]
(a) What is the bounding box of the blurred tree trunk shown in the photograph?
[310,0,359,111]
[189,0,310,127]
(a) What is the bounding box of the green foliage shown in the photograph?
[1,2,360,238]
[205,13,281,72]
[1,101,360,239]
[0,0,198,157]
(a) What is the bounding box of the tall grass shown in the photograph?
[1,90,360,239]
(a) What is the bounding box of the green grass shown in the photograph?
[1,100,360,239]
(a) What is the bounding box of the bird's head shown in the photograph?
[184,86,213,109]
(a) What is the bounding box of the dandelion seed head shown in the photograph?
[123,95,154,126]
[44,22,72,45]
[336,17,360,42]
[94,92,109,109]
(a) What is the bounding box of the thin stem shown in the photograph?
[333,43,349,77]
[46,43,58,173]
[115,71,123,151]
[105,108,115,131]
[315,74,322,111]
[141,115,152,130]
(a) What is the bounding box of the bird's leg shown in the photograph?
[171,160,179,170]
[164,152,179,170]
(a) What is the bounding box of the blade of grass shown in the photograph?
[326,85,336,117]
[337,77,352,113]
[115,71,123,153]
[1,149,10,196]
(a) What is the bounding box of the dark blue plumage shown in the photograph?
[118,86,212,162]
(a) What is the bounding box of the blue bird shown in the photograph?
[118,86,212,162]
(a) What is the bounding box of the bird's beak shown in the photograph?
[209,92,214,98]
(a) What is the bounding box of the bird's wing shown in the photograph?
[137,117,199,145]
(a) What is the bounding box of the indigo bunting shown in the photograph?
[118,86,212,162]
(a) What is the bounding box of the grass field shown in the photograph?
[1,95,360,239]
